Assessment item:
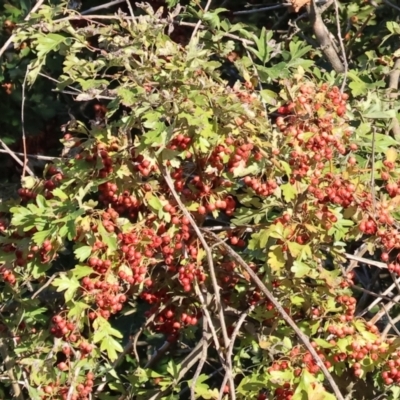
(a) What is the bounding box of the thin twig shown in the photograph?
[133,327,144,364]
[382,0,400,12]
[81,0,125,15]
[205,230,344,400]
[144,341,172,369]
[0,338,25,400]
[32,273,59,299]
[218,304,256,400]
[163,167,234,395]
[125,0,136,23]
[67,364,81,400]
[233,4,288,14]
[0,149,59,161]
[0,139,35,177]
[21,65,29,179]
[344,253,388,270]
[370,293,400,325]
[190,315,209,400]
[193,284,225,362]
[352,284,395,303]
[332,0,348,91]
[388,58,400,140]
[0,0,45,59]
[190,0,214,42]
[382,304,400,339]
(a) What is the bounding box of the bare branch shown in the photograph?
[0,139,35,177]
[388,58,400,140]
[205,230,345,400]
[190,0,214,42]
[190,316,209,400]
[163,167,234,395]
[0,337,25,400]
[218,304,256,400]
[81,0,125,15]
[332,0,348,90]
[307,0,345,73]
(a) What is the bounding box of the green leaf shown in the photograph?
[268,246,285,271]
[74,246,93,262]
[291,261,311,278]
[53,274,80,302]
[281,182,297,203]
[32,229,53,246]
[52,188,69,200]
[100,335,123,362]
[98,222,117,253]
[166,360,180,379]
[34,33,68,58]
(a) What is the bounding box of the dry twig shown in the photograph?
[0,139,35,177]
[205,230,345,400]
[163,167,235,396]
[0,338,25,400]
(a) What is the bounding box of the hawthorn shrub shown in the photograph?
[2,2,400,400]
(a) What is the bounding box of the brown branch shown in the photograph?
[190,315,209,400]
[0,149,60,161]
[81,0,125,15]
[344,253,388,270]
[163,167,235,396]
[218,303,256,400]
[0,337,25,400]
[307,0,345,73]
[190,0,214,42]
[388,58,400,140]
[205,230,345,400]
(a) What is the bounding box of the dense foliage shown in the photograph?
[2,0,400,399]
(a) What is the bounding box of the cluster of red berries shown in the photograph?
[178,262,206,292]
[81,278,127,319]
[168,133,192,152]
[274,383,294,400]
[309,176,356,208]
[143,303,201,341]
[382,354,400,385]
[0,266,16,284]
[243,175,278,197]
[50,315,78,341]
[98,184,141,219]
[276,84,353,190]
[42,371,95,400]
